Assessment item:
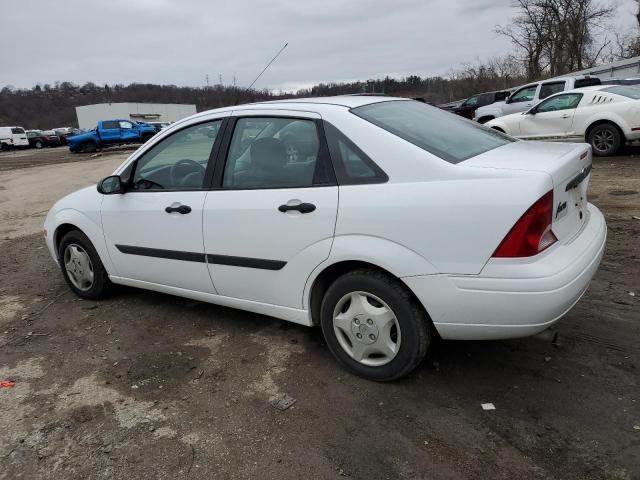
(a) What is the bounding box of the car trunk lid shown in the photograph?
[463,141,592,243]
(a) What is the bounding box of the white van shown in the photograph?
[0,126,29,150]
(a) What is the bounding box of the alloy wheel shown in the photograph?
[593,129,615,153]
[332,291,401,366]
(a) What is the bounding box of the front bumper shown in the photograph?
[403,203,607,340]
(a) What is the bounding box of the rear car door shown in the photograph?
[519,93,583,140]
[101,117,227,292]
[202,110,338,309]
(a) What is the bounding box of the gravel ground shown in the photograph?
[0,147,638,479]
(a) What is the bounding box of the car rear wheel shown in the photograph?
[320,269,431,381]
[588,123,622,157]
[81,141,97,153]
[34,140,43,149]
[58,230,112,300]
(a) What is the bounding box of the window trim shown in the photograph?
[124,117,229,193]
[323,121,388,185]
[210,114,337,191]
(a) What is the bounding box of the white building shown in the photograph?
[75,103,197,130]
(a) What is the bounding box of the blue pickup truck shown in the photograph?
[68,119,157,153]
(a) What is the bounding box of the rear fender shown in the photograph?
[302,234,438,309]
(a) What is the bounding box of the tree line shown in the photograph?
[1,0,638,129]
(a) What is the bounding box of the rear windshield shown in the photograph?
[602,85,640,99]
[352,100,514,164]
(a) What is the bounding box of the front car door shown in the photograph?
[503,84,539,114]
[519,93,583,140]
[202,110,338,309]
[99,120,122,144]
[119,120,140,142]
[101,117,227,293]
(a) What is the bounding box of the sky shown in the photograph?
[2,0,638,92]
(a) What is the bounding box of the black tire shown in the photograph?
[58,230,112,300]
[491,126,505,133]
[478,117,494,124]
[0,143,9,151]
[320,269,431,381]
[588,123,622,157]
[141,133,154,143]
[34,140,43,149]
[81,141,97,153]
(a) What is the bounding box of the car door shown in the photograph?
[100,120,121,144]
[119,120,140,142]
[202,111,338,309]
[503,84,539,115]
[100,117,227,293]
[518,93,583,140]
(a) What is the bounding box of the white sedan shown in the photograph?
[486,85,640,156]
[44,97,606,381]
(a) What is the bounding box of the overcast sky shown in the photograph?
[2,0,638,91]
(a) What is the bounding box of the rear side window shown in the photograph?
[539,82,566,99]
[11,127,25,134]
[352,100,514,164]
[222,117,333,189]
[323,122,387,184]
[575,77,601,88]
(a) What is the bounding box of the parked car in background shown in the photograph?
[44,96,605,381]
[67,119,157,153]
[26,130,62,149]
[600,77,640,86]
[0,126,29,150]
[53,127,83,145]
[447,90,512,119]
[147,121,171,132]
[486,85,640,156]
[473,76,602,123]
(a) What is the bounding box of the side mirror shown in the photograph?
[97,175,124,195]
[527,106,537,115]
[505,96,512,104]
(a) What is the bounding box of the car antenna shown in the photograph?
[234,42,288,106]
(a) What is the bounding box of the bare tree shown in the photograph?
[497,0,614,80]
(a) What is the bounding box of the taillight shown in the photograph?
[493,190,557,257]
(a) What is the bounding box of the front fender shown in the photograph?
[302,234,438,309]
[44,204,116,276]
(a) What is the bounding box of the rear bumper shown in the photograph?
[403,203,606,340]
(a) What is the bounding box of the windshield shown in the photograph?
[602,85,640,99]
[352,100,514,164]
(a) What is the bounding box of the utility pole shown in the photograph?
[205,74,209,88]
[219,74,223,86]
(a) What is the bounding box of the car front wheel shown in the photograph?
[58,230,112,300]
[320,269,431,381]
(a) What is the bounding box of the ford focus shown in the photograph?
[44,96,606,381]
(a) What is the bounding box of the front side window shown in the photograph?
[352,100,514,164]
[539,81,566,99]
[462,95,479,107]
[535,93,583,113]
[119,121,134,129]
[102,121,120,129]
[131,120,222,190]
[223,117,329,189]
[510,85,538,103]
[11,127,25,134]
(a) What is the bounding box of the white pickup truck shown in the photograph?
[473,76,601,124]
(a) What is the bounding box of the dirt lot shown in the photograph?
[0,147,638,479]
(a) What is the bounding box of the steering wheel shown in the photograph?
[170,159,206,188]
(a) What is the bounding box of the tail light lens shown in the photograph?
[493,190,557,257]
